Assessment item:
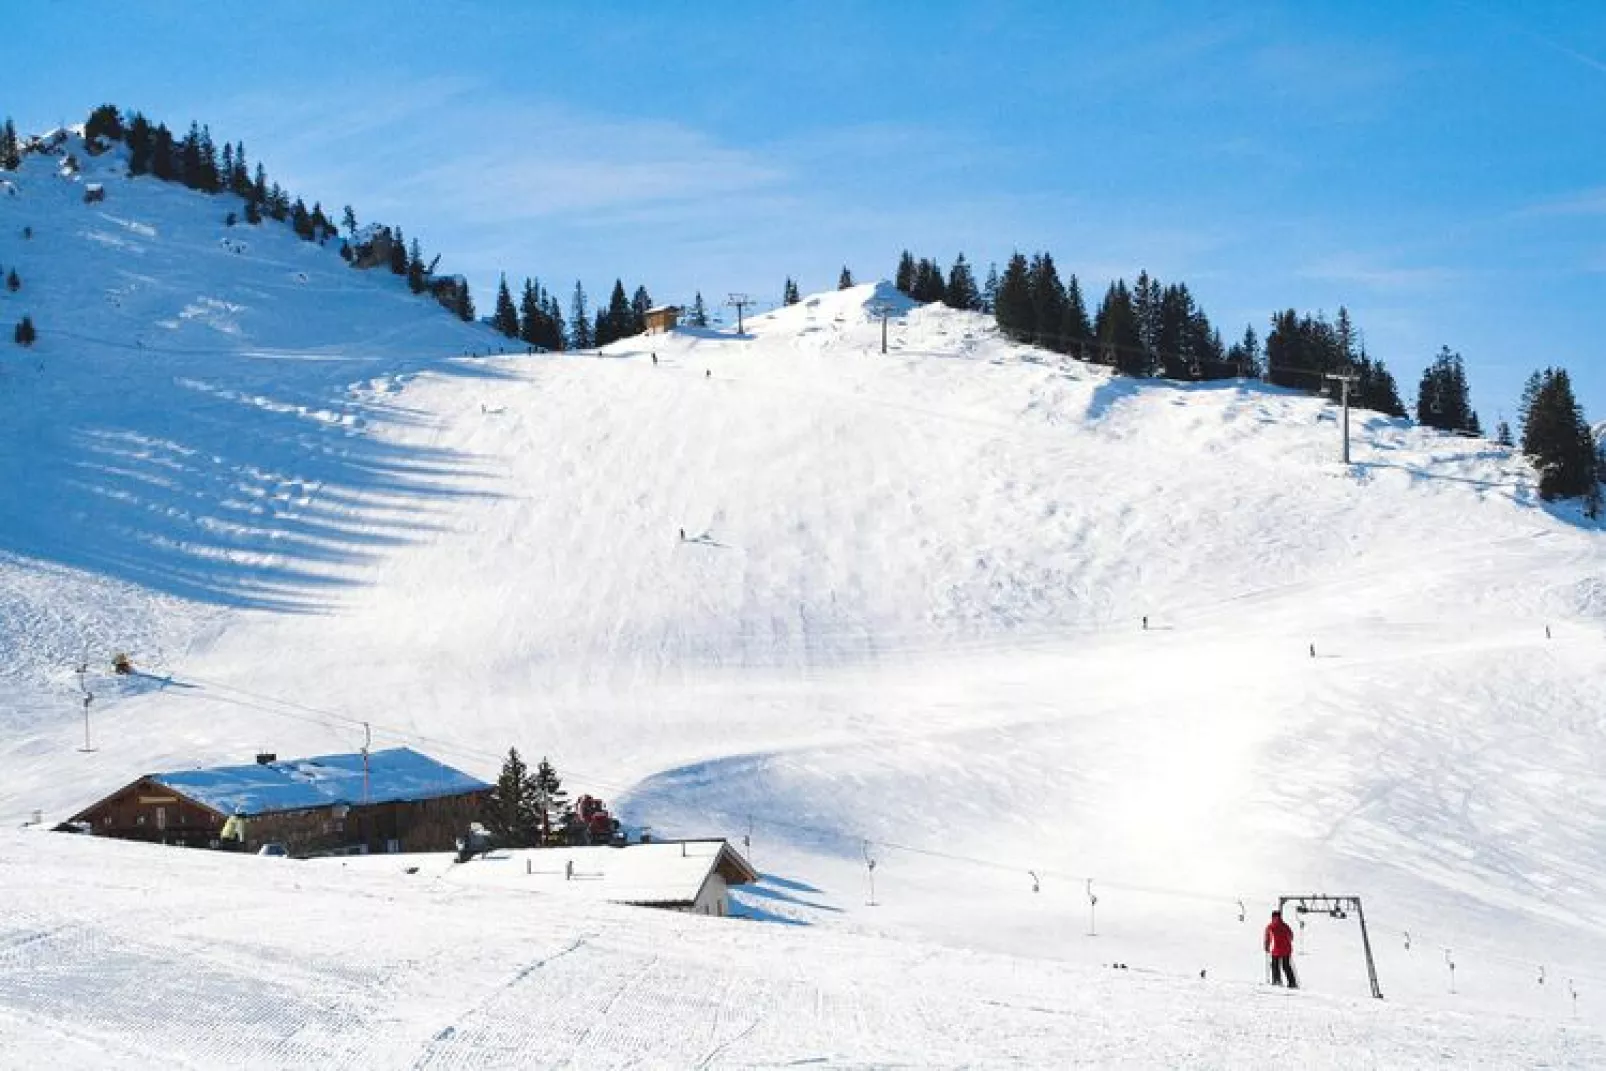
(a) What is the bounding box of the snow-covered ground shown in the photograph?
[0,135,1603,1065]
[2,829,1599,1069]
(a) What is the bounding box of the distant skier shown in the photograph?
[1545,625,1551,640]
[1308,643,1316,659]
[1142,615,1148,631]
[705,369,711,379]
[678,527,685,541]
[1265,910,1298,989]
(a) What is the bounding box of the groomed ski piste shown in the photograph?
[1,134,1603,1067]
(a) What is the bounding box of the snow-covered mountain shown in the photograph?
[2,132,1603,1065]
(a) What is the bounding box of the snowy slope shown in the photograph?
[1,829,1599,1069]
[1,133,1604,1063]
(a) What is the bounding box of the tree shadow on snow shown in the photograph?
[740,879,842,915]
[0,350,510,612]
[1083,374,1268,424]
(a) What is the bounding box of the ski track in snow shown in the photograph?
[0,135,1603,1065]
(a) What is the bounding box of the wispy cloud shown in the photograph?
[1297,254,1462,292]
[1519,187,1606,217]
[1249,39,1410,104]
[392,116,785,223]
[1460,2,1606,78]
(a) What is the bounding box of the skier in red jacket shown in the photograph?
[1265,910,1298,988]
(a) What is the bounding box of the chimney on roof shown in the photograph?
[255,752,277,765]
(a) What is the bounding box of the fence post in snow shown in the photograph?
[862,839,878,906]
[1445,948,1456,994]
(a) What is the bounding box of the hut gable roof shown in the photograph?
[368,839,758,908]
[598,840,757,906]
[151,747,488,817]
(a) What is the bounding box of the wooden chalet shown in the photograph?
[67,747,489,857]
[642,305,682,334]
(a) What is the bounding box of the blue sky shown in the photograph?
[8,1,1605,421]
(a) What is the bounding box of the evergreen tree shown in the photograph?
[895,250,916,295]
[0,120,21,171]
[981,263,999,314]
[783,276,800,305]
[1353,350,1407,418]
[1227,325,1261,378]
[389,227,408,274]
[342,205,358,237]
[1095,280,1145,375]
[631,285,652,334]
[1132,270,1162,369]
[1496,419,1513,447]
[690,291,709,328]
[13,315,36,346]
[125,114,152,175]
[244,198,262,225]
[519,278,543,348]
[1265,309,1343,391]
[598,279,632,344]
[231,142,250,197]
[1415,346,1480,435]
[310,202,332,242]
[151,123,177,181]
[1521,367,1597,499]
[483,748,541,848]
[84,104,123,144]
[1027,253,1065,350]
[994,253,1033,342]
[569,282,593,348]
[532,757,569,845]
[1155,282,1195,378]
[493,274,520,337]
[453,278,475,322]
[912,257,946,303]
[837,266,854,289]
[946,253,980,311]
[407,239,426,293]
[196,124,220,192]
[1058,274,1093,360]
[5,268,18,293]
[179,122,202,188]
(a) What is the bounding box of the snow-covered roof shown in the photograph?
[644,305,682,315]
[152,747,489,816]
[595,840,756,905]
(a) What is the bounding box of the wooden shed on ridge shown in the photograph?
[643,305,682,334]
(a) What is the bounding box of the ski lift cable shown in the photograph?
[161,671,1248,902]
[150,672,1606,986]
